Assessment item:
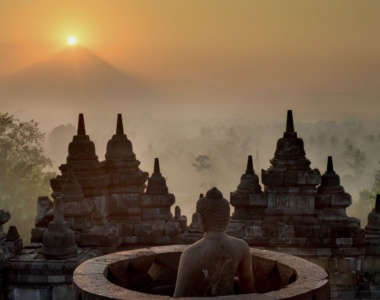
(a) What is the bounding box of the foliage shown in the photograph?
[343,141,367,176]
[349,163,380,225]
[0,113,54,241]
[192,155,212,172]
[47,123,75,166]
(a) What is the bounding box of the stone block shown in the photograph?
[142,207,171,220]
[245,226,263,238]
[269,238,306,245]
[170,236,184,244]
[137,236,171,245]
[139,194,153,207]
[48,275,66,283]
[35,196,53,227]
[278,225,294,239]
[123,236,138,244]
[80,225,122,247]
[262,222,278,237]
[337,258,356,273]
[151,222,165,237]
[152,194,175,207]
[244,237,270,246]
[297,247,317,256]
[361,257,380,271]
[336,238,353,246]
[227,224,245,238]
[31,227,46,243]
[281,247,298,255]
[163,222,182,237]
[317,248,333,256]
[327,258,338,272]
[305,257,330,270]
[122,223,134,236]
[8,288,42,300]
[314,224,328,238]
[329,273,356,287]
[134,223,152,237]
[111,193,140,205]
[294,224,314,238]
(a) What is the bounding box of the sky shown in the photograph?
[0,0,380,120]
[1,0,380,235]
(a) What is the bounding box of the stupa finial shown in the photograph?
[116,114,124,135]
[376,195,380,212]
[327,156,334,172]
[246,155,255,175]
[286,110,294,133]
[77,113,86,136]
[154,158,161,175]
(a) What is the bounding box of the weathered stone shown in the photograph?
[104,114,148,197]
[142,207,172,220]
[6,226,20,241]
[134,223,152,237]
[50,114,109,225]
[34,197,53,227]
[174,187,254,297]
[61,166,95,231]
[366,194,380,236]
[31,227,46,243]
[42,197,78,259]
[151,221,165,237]
[163,221,181,237]
[80,225,122,248]
[316,156,354,222]
[146,158,169,195]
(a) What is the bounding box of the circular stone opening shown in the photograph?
[73,245,329,299]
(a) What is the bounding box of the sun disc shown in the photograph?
[67,36,77,45]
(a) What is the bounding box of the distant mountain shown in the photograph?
[0,46,157,114]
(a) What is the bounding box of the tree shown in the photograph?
[343,142,367,177]
[48,123,75,166]
[192,155,212,172]
[349,162,380,225]
[0,113,54,241]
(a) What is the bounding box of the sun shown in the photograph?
[67,36,77,45]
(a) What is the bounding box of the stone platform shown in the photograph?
[73,245,329,300]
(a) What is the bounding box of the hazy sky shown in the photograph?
[0,1,380,120]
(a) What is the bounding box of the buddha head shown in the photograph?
[196,187,230,232]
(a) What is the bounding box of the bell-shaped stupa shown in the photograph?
[230,155,266,220]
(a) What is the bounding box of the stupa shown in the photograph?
[50,113,109,224]
[230,155,266,220]
[104,114,149,222]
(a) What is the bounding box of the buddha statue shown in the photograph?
[174,187,254,297]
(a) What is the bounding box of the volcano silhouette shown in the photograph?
[0,46,156,113]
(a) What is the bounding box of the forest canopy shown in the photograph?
[0,113,54,241]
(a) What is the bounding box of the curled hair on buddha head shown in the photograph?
[196,187,230,232]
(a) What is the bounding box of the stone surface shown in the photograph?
[174,187,254,297]
[42,197,78,259]
[366,195,380,235]
[35,196,53,227]
[61,166,95,232]
[315,156,353,221]
[50,113,109,224]
[146,158,169,195]
[72,246,329,300]
[231,155,266,220]
[6,110,380,299]
[0,209,10,241]
[262,110,320,217]
[104,114,148,197]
